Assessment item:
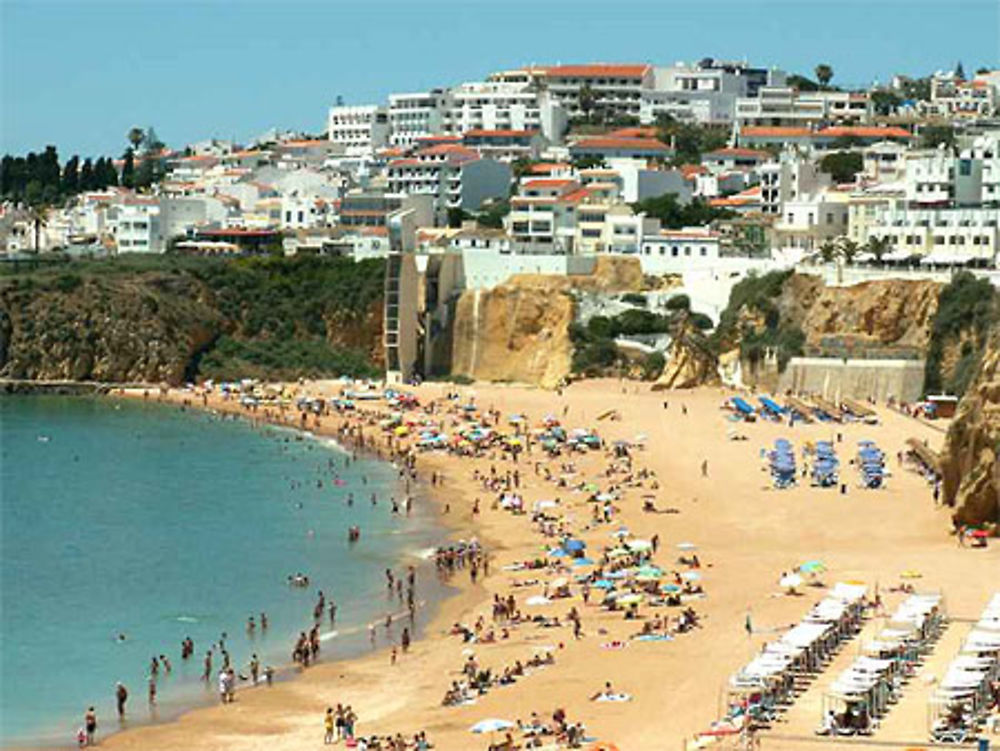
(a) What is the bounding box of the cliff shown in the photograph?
[0,256,385,385]
[449,257,644,388]
[941,327,1000,526]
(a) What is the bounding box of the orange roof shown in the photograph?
[388,158,426,168]
[280,139,328,147]
[607,126,660,139]
[680,164,708,179]
[705,147,770,158]
[573,137,670,152]
[556,187,594,204]
[740,126,812,138]
[522,178,576,189]
[528,162,570,174]
[379,146,406,157]
[816,126,912,139]
[416,135,462,144]
[539,64,650,79]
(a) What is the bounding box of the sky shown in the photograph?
[2,0,998,158]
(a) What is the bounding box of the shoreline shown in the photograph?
[7,379,997,750]
[93,386,498,750]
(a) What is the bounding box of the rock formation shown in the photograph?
[941,327,1000,526]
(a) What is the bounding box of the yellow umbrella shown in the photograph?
[900,570,922,579]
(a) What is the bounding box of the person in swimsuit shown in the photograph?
[84,707,97,745]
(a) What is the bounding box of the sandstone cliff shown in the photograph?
[941,327,1000,526]
[0,256,385,384]
[653,318,719,390]
[449,257,645,388]
[450,280,575,389]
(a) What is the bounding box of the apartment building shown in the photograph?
[461,130,545,162]
[386,144,512,222]
[492,63,654,121]
[569,136,672,161]
[639,226,722,271]
[442,80,566,141]
[924,73,997,118]
[387,90,451,147]
[859,205,999,265]
[110,199,162,253]
[327,105,390,155]
[757,154,830,215]
[772,190,850,252]
[338,191,435,228]
[736,87,871,129]
[862,141,908,183]
[640,60,784,125]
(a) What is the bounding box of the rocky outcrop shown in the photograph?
[780,274,940,352]
[941,328,1000,526]
[451,280,574,389]
[0,274,224,384]
[653,317,719,390]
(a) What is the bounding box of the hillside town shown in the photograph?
[2,58,1000,382]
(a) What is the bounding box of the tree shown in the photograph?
[955,61,965,80]
[79,158,95,191]
[476,199,509,229]
[871,91,902,116]
[838,238,860,264]
[61,155,80,196]
[632,194,733,229]
[446,206,470,228]
[578,83,597,123]
[819,240,838,264]
[787,74,819,92]
[866,235,892,262]
[814,64,834,88]
[144,126,164,153]
[120,149,135,188]
[127,127,146,151]
[920,125,956,150]
[819,151,863,183]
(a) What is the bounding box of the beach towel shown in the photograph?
[594,692,632,702]
[634,634,673,642]
[600,640,628,650]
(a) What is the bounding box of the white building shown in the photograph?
[859,205,999,266]
[386,144,512,223]
[862,141,908,183]
[640,60,784,125]
[327,105,390,155]
[388,90,451,147]
[736,87,871,129]
[111,199,162,253]
[757,154,830,216]
[773,190,850,252]
[637,225,721,273]
[442,80,566,141]
[491,63,653,121]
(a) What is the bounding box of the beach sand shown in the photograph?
[100,380,998,750]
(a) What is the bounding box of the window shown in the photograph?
[700,247,707,256]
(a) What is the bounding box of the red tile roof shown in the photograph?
[539,64,650,79]
[607,126,660,139]
[816,126,913,139]
[705,147,770,158]
[740,126,812,138]
[556,187,594,204]
[522,178,576,189]
[528,162,570,174]
[417,144,479,159]
[388,158,426,168]
[572,137,670,152]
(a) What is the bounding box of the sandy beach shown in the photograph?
[95,379,999,751]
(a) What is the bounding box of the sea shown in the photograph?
[0,395,450,747]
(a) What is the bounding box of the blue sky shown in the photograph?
[2,0,997,158]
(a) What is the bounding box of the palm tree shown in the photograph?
[819,239,838,264]
[815,64,834,89]
[866,235,892,263]
[837,238,860,265]
[578,83,597,123]
[127,127,145,151]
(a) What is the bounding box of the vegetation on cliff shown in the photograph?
[924,271,1000,397]
[0,254,385,383]
[712,270,805,371]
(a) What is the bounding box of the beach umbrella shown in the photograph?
[607,548,631,558]
[564,539,586,552]
[610,528,631,538]
[969,529,989,539]
[470,718,514,734]
[525,595,551,606]
[628,539,653,552]
[548,548,567,558]
[616,594,644,606]
[593,579,615,589]
[798,560,826,574]
[660,583,681,593]
[587,743,620,751]
[573,557,594,567]
[780,573,803,589]
[550,578,569,589]
[676,542,697,551]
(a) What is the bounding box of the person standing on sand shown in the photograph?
[324,707,335,744]
[84,707,97,745]
[115,683,128,718]
[701,459,708,477]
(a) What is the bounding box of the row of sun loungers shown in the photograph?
[817,592,945,736]
[930,592,1000,743]
[724,583,868,727]
[856,440,886,489]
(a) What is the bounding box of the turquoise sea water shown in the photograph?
[0,396,448,747]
